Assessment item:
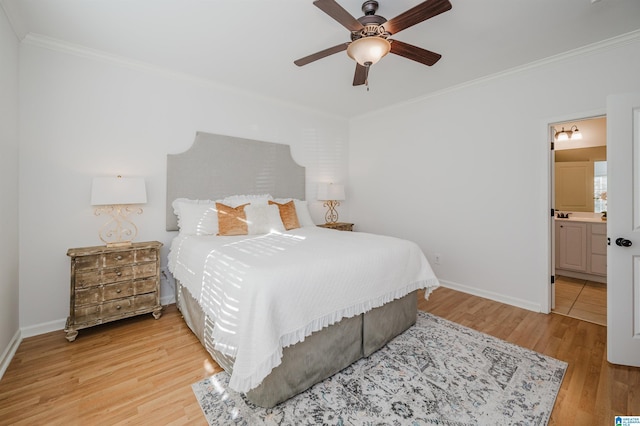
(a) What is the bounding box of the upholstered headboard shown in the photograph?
[166,132,305,231]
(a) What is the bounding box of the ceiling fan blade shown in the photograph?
[294,42,350,66]
[353,63,368,86]
[390,39,441,66]
[383,0,452,35]
[313,0,363,32]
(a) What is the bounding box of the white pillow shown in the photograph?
[274,198,315,227]
[245,204,285,234]
[294,200,315,227]
[222,194,272,207]
[172,198,219,235]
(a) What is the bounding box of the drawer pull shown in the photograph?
[116,270,122,276]
[115,255,123,261]
[116,288,121,293]
[116,305,121,310]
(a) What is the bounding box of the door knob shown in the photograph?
[616,238,633,247]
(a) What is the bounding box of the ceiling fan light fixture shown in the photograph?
[347,36,391,66]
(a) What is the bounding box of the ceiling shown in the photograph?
[3,0,640,118]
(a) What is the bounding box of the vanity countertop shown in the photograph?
[555,216,606,223]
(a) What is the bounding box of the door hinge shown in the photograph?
[551,208,555,217]
[550,141,555,150]
[551,275,555,284]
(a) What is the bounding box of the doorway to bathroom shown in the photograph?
[550,115,607,326]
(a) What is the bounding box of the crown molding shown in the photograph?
[23,32,182,76]
[20,27,640,122]
[21,33,346,122]
[354,29,640,120]
[0,0,27,40]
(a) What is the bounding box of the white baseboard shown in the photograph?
[0,329,22,380]
[438,279,543,313]
[1,297,176,379]
[21,319,67,339]
[19,297,177,341]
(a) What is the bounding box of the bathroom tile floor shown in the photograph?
[553,275,606,326]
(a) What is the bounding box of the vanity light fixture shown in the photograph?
[554,125,583,141]
[317,183,346,224]
[91,175,147,247]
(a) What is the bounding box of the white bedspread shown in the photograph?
[168,227,439,393]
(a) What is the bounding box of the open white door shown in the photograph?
[607,92,640,366]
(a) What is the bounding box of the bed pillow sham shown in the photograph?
[222,194,272,207]
[172,198,219,235]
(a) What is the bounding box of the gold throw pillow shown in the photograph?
[268,200,300,230]
[216,203,249,236]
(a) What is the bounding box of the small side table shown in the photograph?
[65,241,163,342]
[317,222,354,232]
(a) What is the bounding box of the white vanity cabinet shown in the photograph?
[589,223,607,276]
[556,221,587,272]
[555,219,607,282]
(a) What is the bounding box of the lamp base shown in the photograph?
[95,205,142,247]
[323,200,341,224]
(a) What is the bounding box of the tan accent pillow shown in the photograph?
[269,200,300,230]
[216,203,249,236]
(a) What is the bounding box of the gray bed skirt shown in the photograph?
[176,281,417,408]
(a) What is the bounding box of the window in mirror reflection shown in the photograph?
[594,161,607,213]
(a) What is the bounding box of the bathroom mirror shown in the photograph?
[554,117,606,213]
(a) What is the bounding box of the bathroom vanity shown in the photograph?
[555,215,607,283]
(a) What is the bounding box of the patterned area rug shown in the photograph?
[192,312,567,425]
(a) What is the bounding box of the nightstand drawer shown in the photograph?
[75,262,157,288]
[74,254,101,271]
[74,293,157,324]
[73,248,158,271]
[74,277,158,305]
[102,277,157,300]
[103,251,136,267]
[101,293,157,319]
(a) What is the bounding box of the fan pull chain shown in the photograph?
[365,63,370,91]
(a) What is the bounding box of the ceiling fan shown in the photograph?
[294,0,452,87]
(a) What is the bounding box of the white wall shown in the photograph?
[349,35,640,312]
[18,38,349,333]
[0,5,20,375]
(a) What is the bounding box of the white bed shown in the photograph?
[166,132,439,407]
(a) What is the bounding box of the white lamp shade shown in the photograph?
[91,177,147,206]
[347,37,391,66]
[317,183,345,201]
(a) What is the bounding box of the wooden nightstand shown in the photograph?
[65,241,163,342]
[317,222,354,231]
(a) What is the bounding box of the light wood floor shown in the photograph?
[1,287,638,425]
[552,275,607,326]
